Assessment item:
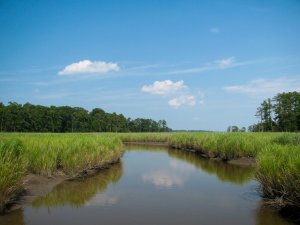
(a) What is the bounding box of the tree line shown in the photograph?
[0,102,171,133]
[249,91,300,132]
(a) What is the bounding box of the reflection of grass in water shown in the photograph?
[0,208,25,225]
[126,145,255,185]
[167,150,255,185]
[255,205,294,225]
[32,163,123,208]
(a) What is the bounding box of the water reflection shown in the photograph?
[32,163,123,208]
[255,205,295,225]
[142,171,185,188]
[127,145,255,185]
[0,208,25,225]
[167,149,255,185]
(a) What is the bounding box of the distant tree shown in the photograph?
[250,91,300,132]
[227,125,240,132]
[0,102,171,133]
[90,108,107,132]
[0,102,5,132]
[273,92,300,132]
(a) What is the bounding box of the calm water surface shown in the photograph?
[0,145,296,225]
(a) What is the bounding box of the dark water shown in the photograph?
[0,145,296,225]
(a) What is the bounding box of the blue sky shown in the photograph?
[0,0,300,131]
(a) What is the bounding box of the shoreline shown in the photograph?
[124,142,256,167]
[1,159,121,214]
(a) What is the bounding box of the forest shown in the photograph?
[249,91,300,132]
[0,102,171,133]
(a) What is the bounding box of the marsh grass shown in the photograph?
[256,144,300,208]
[0,138,27,212]
[169,132,271,159]
[0,133,123,211]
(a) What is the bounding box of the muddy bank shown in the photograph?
[2,159,121,214]
[178,148,256,166]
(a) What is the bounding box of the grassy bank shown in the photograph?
[0,139,27,212]
[0,133,123,212]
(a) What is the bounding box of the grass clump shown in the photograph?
[18,134,123,176]
[169,132,269,159]
[256,144,300,208]
[0,138,27,212]
[271,133,300,146]
[0,133,124,212]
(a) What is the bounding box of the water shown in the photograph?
[0,145,295,225]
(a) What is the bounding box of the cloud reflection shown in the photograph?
[142,171,184,188]
[142,158,197,189]
[169,159,196,173]
[86,193,118,206]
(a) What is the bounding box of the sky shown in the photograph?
[0,0,300,131]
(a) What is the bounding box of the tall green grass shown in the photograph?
[0,133,123,212]
[256,144,300,208]
[0,139,27,212]
[169,132,272,159]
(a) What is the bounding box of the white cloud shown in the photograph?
[58,60,119,75]
[168,95,196,108]
[210,27,220,33]
[215,57,235,68]
[142,80,185,95]
[167,56,243,75]
[224,77,300,97]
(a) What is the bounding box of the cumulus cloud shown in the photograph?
[168,95,196,108]
[142,80,203,108]
[142,80,185,95]
[224,77,300,97]
[215,57,235,68]
[210,27,220,33]
[58,60,119,75]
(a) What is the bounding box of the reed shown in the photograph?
[0,133,123,212]
[0,138,27,212]
[256,144,300,208]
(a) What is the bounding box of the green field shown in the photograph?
[0,132,299,213]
